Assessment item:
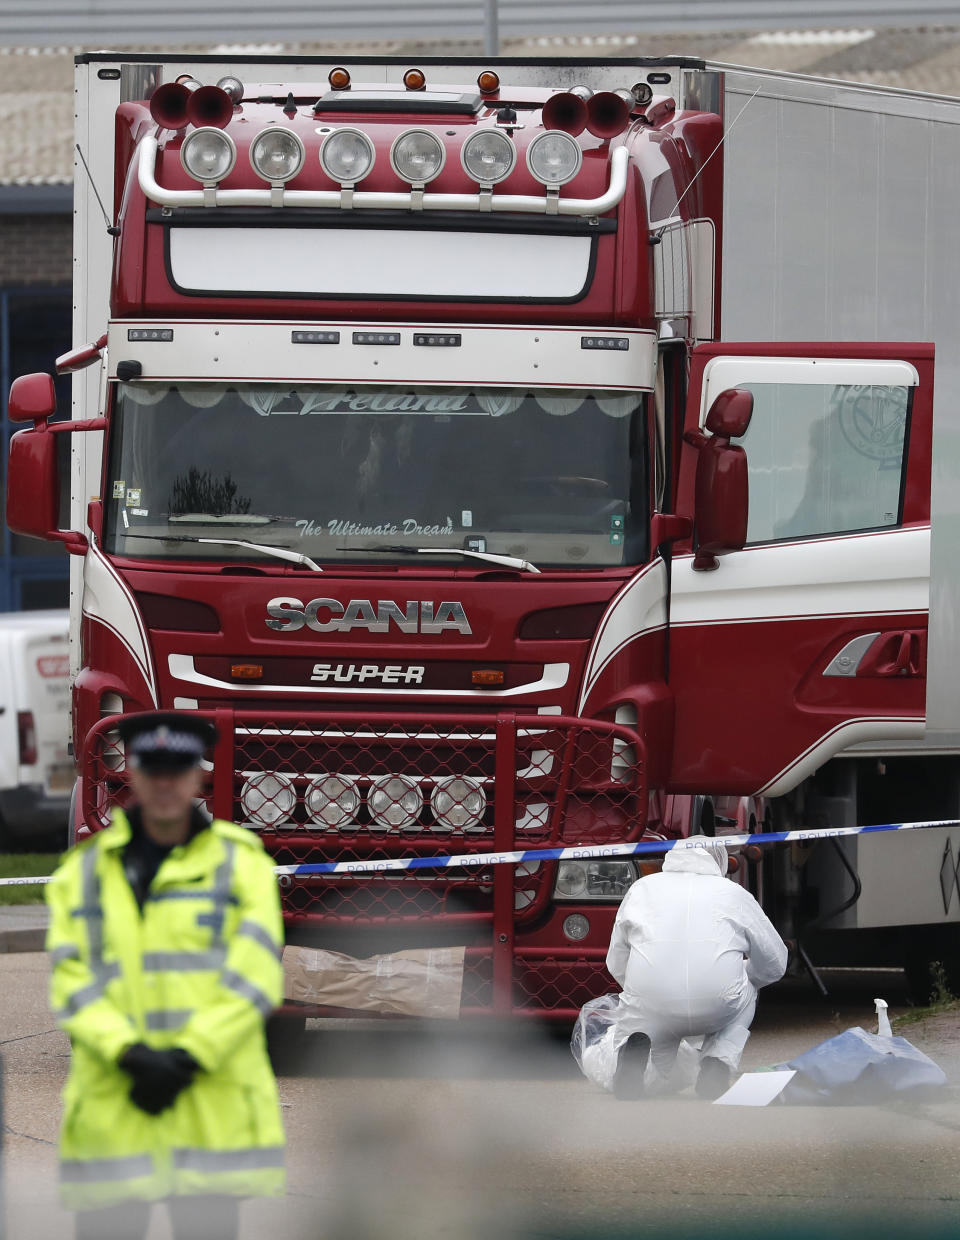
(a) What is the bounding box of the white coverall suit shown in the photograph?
[588,840,787,1092]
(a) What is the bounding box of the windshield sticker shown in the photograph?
[461,510,473,528]
[297,516,455,539]
[125,487,142,507]
[234,390,536,418]
[131,508,149,517]
[120,385,638,420]
[121,508,129,529]
[112,480,125,500]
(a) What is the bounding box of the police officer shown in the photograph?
[46,712,286,1240]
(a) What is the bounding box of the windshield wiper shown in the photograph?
[338,545,540,574]
[123,532,323,572]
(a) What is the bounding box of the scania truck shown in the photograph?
[6,53,959,1013]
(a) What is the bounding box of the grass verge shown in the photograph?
[894,962,960,1029]
[0,852,59,905]
[894,998,960,1030]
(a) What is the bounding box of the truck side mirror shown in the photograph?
[686,388,754,571]
[9,372,57,425]
[6,425,72,546]
[6,373,106,555]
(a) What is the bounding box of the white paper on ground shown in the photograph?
[713,1069,797,1106]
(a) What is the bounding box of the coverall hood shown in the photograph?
[662,837,729,876]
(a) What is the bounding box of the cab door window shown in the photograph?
[699,357,916,544]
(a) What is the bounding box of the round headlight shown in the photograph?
[181,127,237,183]
[555,860,587,897]
[306,774,359,829]
[320,128,376,184]
[460,130,517,185]
[250,126,305,183]
[430,777,486,831]
[526,130,583,186]
[390,129,446,185]
[369,775,423,830]
[241,773,295,827]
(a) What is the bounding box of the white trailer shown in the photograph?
[713,66,960,987]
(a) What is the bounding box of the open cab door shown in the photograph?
[668,341,934,796]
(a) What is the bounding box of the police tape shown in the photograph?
[3,817,959,887]
[273,817,960,878]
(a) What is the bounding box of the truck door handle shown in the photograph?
[892,633,913,675]
[858,630,925,678]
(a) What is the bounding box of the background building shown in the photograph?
[0,47,71,611]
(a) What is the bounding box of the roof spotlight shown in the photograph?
[526,130,582,186]
[460,129,517,185]
[477,70,500,94]
[180,127,237,184]
[250,126,305,183]
[328,66,351,90]
[390,128,446,184]
[403,67,427,91]
[319,127,376,184]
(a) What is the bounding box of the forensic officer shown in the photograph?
[46,712,286,1240]
[603,836,787,1101]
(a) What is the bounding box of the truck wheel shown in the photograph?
[903,925,960,1006]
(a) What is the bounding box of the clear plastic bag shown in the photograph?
[572,994,705,1094]
[570,994,621,1090]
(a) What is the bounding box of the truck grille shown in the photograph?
[83,708,646,929]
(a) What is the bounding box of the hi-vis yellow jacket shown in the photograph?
[46,809,286,1210]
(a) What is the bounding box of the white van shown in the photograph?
[0,610,72,846]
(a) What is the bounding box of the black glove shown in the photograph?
[120,1043,200,1116]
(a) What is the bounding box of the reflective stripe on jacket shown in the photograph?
[46,809,286,1209]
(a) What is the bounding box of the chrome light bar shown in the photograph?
[137,134,630,216]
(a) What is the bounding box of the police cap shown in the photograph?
[117,711,218,773]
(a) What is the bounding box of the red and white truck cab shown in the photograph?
[5,54,944,1013]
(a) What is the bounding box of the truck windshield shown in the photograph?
[103,383,648,569]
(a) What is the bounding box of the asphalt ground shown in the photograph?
[0,905,47,954]
[2,955,958,1240]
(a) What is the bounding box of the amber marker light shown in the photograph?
[328,66,351,90]
[472,669,505,686]
[477,70,500,95]
[231,664,264,680]
[403,67,427,91]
